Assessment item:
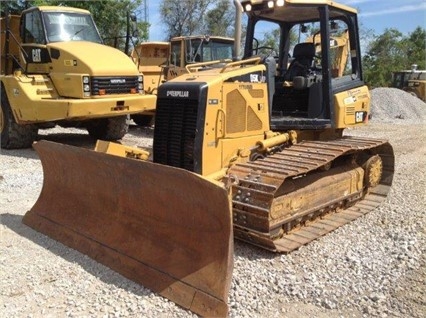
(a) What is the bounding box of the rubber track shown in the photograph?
[228,136,394,252]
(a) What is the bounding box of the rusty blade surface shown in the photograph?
[23,140,233,317]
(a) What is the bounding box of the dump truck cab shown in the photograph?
[130,35,235,93]
[1,6,156,148]
[131,41,170,95]
[129,35,234,126]
[167,35,235,79]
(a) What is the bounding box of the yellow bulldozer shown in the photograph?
[23,0,394,316]
[130,35,235,126]
[0,5,156,149]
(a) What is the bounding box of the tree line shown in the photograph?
[362,27,425,87]
[1,0,425,87]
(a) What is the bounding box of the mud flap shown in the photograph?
[23,140,233,317]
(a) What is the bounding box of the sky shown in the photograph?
[145,0,426,41]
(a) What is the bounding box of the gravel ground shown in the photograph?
[1,88,425,317]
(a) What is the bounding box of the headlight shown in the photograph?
[82,76,91,97]
[138,75,143,92]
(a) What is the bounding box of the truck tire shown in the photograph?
[1,87,38,149]
[131,114,154,127]
[86,115,129,141]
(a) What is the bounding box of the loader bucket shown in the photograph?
[23,140,233,317]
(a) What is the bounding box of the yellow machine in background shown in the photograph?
[392,64,426,101]
[165,35,235,79]
[0,6,156,149]
[305,29,349,77]
[130,41,170,95]
[24,1,394,316]
[130,35,235,125]
[131,35,235,94]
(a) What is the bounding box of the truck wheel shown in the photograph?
[132,114,154,127]
[86,115,129,141]
[1,88,38,149]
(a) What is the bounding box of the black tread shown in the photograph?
[132,114,154,127]
[86,115,129,140]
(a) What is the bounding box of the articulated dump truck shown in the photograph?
[130,35,235,126]
[23,1,395,316]
[0,6,156,149]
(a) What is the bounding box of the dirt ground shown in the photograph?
[1,119,425,317]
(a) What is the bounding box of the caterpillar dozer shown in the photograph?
[23,1,394,316]
[1,5,156,149]
[130,35,235,126]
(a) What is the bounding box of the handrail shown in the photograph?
[3,26,29,74]
[185,59,232,73]
[219,57,261,73]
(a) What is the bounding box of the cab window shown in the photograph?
[23,10,45,44]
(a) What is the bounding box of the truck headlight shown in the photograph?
[82,76,90,97]
[138,75,143,92]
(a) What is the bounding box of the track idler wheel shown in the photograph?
[363,154,383,187]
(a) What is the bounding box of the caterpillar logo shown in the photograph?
[166,91,189,98]
[110,79,126,84]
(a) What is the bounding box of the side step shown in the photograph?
[23,140,233,317]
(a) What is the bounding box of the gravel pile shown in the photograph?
[1,88,425,317]
[370,87,425,124]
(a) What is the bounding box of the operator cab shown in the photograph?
[20,6,102,44]
[170,36,235,66]
[15,6,103,74]
[241,0,364,130]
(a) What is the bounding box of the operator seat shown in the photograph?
[284,42,316,81]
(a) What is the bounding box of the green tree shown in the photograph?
[403,27,426,70]
[203,0,234,37]
[362,27,426,87]
[0,0,32,15]
[363,28,405,87]
[159,0,213,39]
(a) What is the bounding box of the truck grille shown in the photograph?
[91,76,139,95]
[153,98,198,172]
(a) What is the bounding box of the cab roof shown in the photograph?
[25,6,91,15]
[240,0,357,23]
[171,35,234,43]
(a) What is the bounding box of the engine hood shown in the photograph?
[47,41,139,76]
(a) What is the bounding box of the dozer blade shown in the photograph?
[23,140,233,317]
